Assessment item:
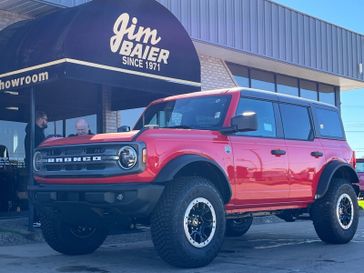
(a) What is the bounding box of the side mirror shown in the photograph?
[221,112,257,134]
[118,126,131,132]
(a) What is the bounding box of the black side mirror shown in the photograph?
[118,126,131,132]
[221,112,258,134]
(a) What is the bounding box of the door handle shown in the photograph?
[271,149,286,156]
[311,151,323,158]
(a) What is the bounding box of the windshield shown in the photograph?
[356,161,364,173]
[134,95,231,130]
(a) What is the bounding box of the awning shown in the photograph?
[0,0,201,101]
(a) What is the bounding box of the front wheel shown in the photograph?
[311,179,359,244]
[151,176,225,268]
[40,210,107,255]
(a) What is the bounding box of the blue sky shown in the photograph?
[273,0,364,158]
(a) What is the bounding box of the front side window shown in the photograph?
[235,98,277,138]
[134,95,231,130]
[316,108,344,139]
[280,104,313,140]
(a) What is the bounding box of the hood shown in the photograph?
[39,130,140,147]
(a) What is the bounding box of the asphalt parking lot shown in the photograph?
[0,214,363,273]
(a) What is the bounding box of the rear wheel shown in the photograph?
[225,217,253,237]
[151,176,225,268]
[40,210,107,255]
[311,179,359,244]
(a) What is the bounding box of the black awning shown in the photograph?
[0,0,201,98]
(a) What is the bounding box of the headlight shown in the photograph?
[33,151,43,172]
[118,146,137,169]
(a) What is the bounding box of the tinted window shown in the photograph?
[316,108,344,138]
[319,84,336,105]
[251,69,275,92]
[277,75,298,96]
[227,63,249,87]
[280,104,313,140]
[235,98,276,137]
[300,80,317,101]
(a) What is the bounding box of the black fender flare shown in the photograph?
[153,154,232,203]
[316,160,359,199]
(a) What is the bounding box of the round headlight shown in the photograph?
[33,151,43,172]
[118,146,137,169]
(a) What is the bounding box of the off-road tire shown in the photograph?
[40,209,107,255]
[226,217,253,237]
[311,179,359,244]
[151,176,225,268]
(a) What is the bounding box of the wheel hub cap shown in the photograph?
[184,197,217,248]
[336,193,354,230]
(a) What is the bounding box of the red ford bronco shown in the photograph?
[30,88,360,268]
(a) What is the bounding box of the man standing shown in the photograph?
[24,111,48,168]
[23,111,48,228]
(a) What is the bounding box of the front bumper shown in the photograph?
[28,183,164,224]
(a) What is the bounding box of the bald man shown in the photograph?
[75,118,92,136]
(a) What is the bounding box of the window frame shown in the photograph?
[232,96,284,139]
[312,105,346,141]
[278,102,316,142]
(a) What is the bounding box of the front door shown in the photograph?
[230,97,289,208]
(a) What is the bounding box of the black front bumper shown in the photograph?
[28,183,164,224]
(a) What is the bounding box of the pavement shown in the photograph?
[0,210,363,273]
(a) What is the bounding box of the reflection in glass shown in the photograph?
[319,84,336,105]
[277,75,298,96]
[0,121,26,161]
[300,80,318,100]
[251,69,275,92]
[226,63,250,87]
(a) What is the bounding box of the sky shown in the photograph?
[273,0,364,158]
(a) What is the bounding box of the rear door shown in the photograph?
[279,103,325,203]
[229,97,290,207]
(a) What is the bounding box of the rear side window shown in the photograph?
[316,108,344,139]
[235,98,276,137]
[280,104,313,140]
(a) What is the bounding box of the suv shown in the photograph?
[30,88,360,268]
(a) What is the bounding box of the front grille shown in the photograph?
[34,142,145,178]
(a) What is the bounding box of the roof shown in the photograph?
[153,86,338,110]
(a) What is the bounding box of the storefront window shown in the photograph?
[226,63,249,87]
[251,69,275,92]
[0,120,27,214]
[319,84,336,105]
[0,120,26,162]
[65,115,97,136]
[44,120,64,137]
[120,108,145,129]
[300,80,318,101]
[277,75,299,96]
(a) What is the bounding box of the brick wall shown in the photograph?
[199,55,237,90]
[0,10,30,30]
[100,86,119,133]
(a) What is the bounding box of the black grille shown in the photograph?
[35,142,144,178]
